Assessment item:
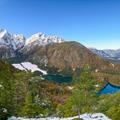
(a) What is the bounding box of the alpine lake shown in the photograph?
[43,73,120,94]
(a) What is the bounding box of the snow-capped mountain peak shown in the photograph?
[0,29,26,50]
[90,48,120,63]
[25,32,44,45]
[0,29,65,58]
[0,29,13,47]
[12,34,26,49]
[47,35,64,43]
[0,29,9,39]
[0,29,64,49]
[13,34,25,41]
[25,33,64,46]
[0,29,11,43]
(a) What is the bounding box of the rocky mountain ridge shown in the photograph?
[1,28,120,74]
[0,29,64,58]
[90,48,120,63]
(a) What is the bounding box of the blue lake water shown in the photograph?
[43,74,120,94]
[99,83,120,95]
[43,74,72,83]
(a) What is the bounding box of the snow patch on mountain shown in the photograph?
[12,64,26,71]
[8,113,111,120]
[12,62,47,75]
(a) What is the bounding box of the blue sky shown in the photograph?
[0,0,120,49]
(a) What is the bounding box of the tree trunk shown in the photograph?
[77,108,80,119]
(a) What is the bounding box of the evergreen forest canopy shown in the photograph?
[0,60,120,120]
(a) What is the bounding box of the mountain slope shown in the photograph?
[0,60,15,81]
[21,41,120,74]
[0,28,120,75]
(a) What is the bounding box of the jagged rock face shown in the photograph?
[12,34,26,50]
[0,29,25,50]
[0,29,26,59]
[0,45,15,59]
[25,33,64,46]
[0,29,64,59]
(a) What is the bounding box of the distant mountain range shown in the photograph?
[1,28,120,87]
[90,48,120,63]
[0,29,64,58]
[1,28,120,74]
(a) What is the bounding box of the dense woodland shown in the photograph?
[0,61,120,120]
